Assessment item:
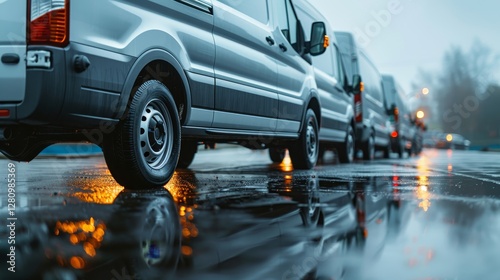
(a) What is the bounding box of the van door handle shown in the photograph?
[279,44,287,52]
[266,36,275,46]
[1,54,20,64]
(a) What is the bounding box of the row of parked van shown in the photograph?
[180,0,426,167]
[0,0,424,189]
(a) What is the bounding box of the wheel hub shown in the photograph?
[348,134,354,161]
[149,114,166,150]
[139,99,173,169]
[306,121,317,160]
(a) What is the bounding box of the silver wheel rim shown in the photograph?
[347,132,354,162]
[306,119,318,163]
[369,136,375,159]
[141,206,170,266]
[139,99,173,169]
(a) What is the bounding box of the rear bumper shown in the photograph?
[0,43,135,128]
[390,135,412,150]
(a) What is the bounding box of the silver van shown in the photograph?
[294,0,356,164]
[0,0,326,188]
[382,74,415,158]
[335,32,391,160]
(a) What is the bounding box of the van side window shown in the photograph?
[273,0,300,52]
[395,83,408,114]
[334,45,346,87]
[219,0,268,24]
[311,43,334,76]
[359,53,383,102]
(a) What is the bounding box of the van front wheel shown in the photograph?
[362,134,375,160]
[289,109,319,169]
[338,125,355,163]
[103,80,181,189]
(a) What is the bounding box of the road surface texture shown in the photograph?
[1,147,500,280]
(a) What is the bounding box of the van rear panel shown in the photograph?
[0,0,27,103]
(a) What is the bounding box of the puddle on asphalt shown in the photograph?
[4,165,500,279]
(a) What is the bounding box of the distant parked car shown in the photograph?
[435,133,470,150]
[423,131,441,148]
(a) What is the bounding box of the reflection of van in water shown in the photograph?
[294,0,356,164]
[0,0,327,188]
[335,32,391,160]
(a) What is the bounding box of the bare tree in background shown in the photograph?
[412,40,499,144]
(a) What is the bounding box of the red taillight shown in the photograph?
[0,110,10,117]
[28,0,69,47]
[354,93,362,122]
[356,193,366,227]
[391,131,398,138]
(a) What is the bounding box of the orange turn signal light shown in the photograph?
[323,35,330,48]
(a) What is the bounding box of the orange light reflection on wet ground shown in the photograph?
[279,151,293,172]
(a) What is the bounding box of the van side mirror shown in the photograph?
[352,74,363,95]
[307,22,327,56]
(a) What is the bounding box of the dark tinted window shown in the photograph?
[335,32,354,80]
[382,77,396,106]
[273,0,300,52]
[359,53,383,103]
[395,82,409,114]
[219,0,268,24]
[383,76,410,114]
[334,45,346,87]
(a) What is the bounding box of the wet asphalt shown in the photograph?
[1,147,500,280]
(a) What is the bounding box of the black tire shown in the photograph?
[299,178,321,228]
[405,145,412,157]
[289,109,319,169]
[338,125,355,163]
[268,147,286,163]
[362,133,375,160]
[383,140,391,159]
[102,80,181,189]
[397,140,404,158]
[177,140,198,168]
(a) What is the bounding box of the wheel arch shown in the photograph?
[300,92,321,133]
[117,49,192,125]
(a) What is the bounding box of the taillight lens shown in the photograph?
[28,0,69,47]
[354,93,362,122]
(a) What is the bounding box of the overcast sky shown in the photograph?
[309,0,500,93]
